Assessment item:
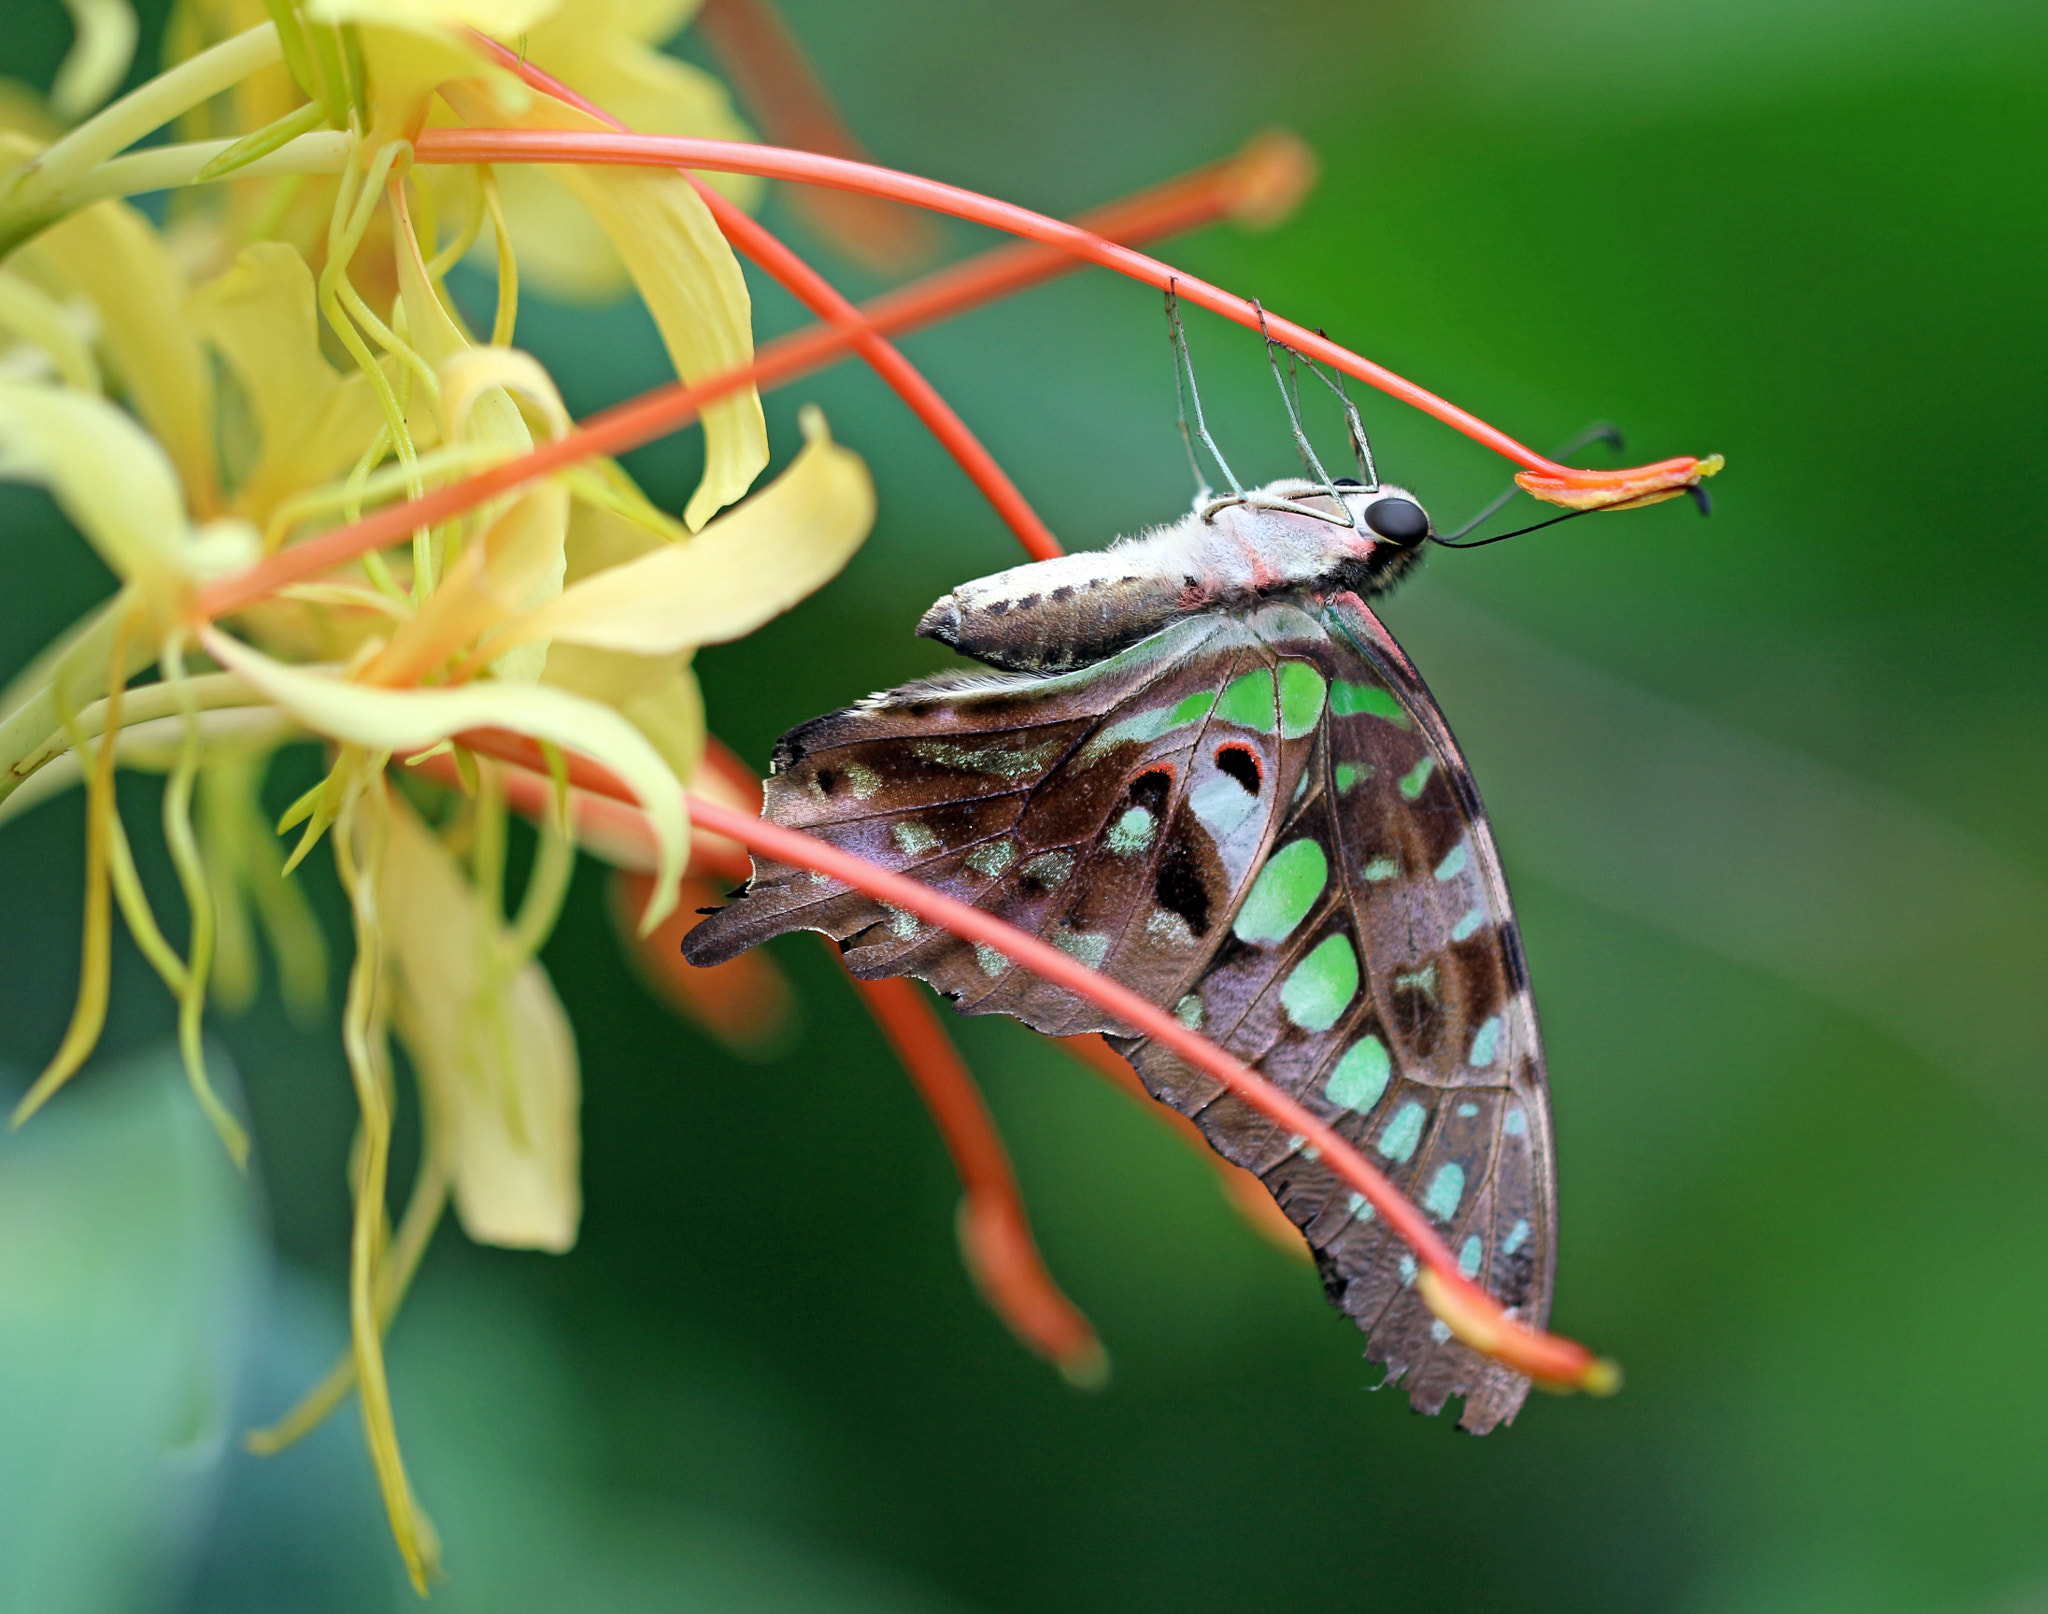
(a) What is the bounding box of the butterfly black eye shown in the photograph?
[1365,497,1429,543]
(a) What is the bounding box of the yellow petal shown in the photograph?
[438,77,767,530]
[198,626,687,924]
[185,241,385,521]
[507,405,871,655]
[13,198,218,513]
[541,645,701,780]
[496,17,759,302]
[0,381,257,603]
[379,793,579,1251]
[305,2,540,136]
[360,483,568,686]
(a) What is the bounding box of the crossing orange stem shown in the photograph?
[438,725,1613,1393]
[850,973,1106,1382]
[411,126,1711,498]
[470,33,1064,561]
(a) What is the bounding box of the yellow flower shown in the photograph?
[0,5,874,1587]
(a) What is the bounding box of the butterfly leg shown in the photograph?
[1165,280,1245,502]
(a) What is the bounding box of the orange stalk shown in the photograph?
[437,726,1617,1394]
[411,127,1717,503]
[851,973,1106,1385]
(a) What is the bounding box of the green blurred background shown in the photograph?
[4,0,2046,1609]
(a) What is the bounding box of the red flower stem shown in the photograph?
[412,127,1705,495]
[441,724,1608,1390]
[196,141,1285,620]
[846,972,1106,1382]
[469,35,1064,561]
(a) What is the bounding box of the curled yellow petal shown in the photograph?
[381,792,580,1251]
[12,198,218,514]
[197,626,687,926]
[497,1,760,302]
[0,381,257,606]
[52,0,140,121]
[505,405,873,656]
[185,241,385,523]
[438,76,768,530]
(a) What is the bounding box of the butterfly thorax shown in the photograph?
[917,479,1428,675]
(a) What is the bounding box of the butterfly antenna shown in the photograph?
[1439,421,1627,542]
[1165,281,1244,498]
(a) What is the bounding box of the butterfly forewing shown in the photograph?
[686,590,1555,1433]
[1110,594,1553,1431]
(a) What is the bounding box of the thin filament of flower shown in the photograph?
[12,616,133,1127]
[334,783,438,1590]
[443,727,1609,1392]
[159,632,249,1164]
[411,128,1712,494]
[244,1151,450,1457]
[693,0,939,272]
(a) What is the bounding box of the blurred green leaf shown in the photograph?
[0,1043,262,1614]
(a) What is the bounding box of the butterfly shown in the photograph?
[684,475,1554,1433]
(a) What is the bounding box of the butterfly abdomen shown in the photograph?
[915,480,1423,675]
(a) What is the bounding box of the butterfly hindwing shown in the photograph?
[685,590,1555,1432]
[688,615,1306,1037]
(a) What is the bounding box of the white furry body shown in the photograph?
[918,479,1428,674]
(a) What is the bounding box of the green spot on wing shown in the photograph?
[1423,1163,1465,1220]
[1333,762,1360,794]
[1330,680,1411,727]
[1361,856,1399,882]
[1216,668,1277,731]
[1277,662,1327,738]
[1377,1100,1427,1163]
[1433,839,1469,881]
[965,840,1016,877]
[1054,931,1110,969]
[892,821,939,856]
[1468,1014,1502,1068]
[1325,1035,1391,1112]
[1458,1235,1483,1277]
[1107,806,1156,855]
[1234,838,1328,943]
[1279,932,1358,1031]
[1398,756,1436,800]
[1081,689,1222,761]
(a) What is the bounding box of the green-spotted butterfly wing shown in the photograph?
[685,590,1554,1433]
